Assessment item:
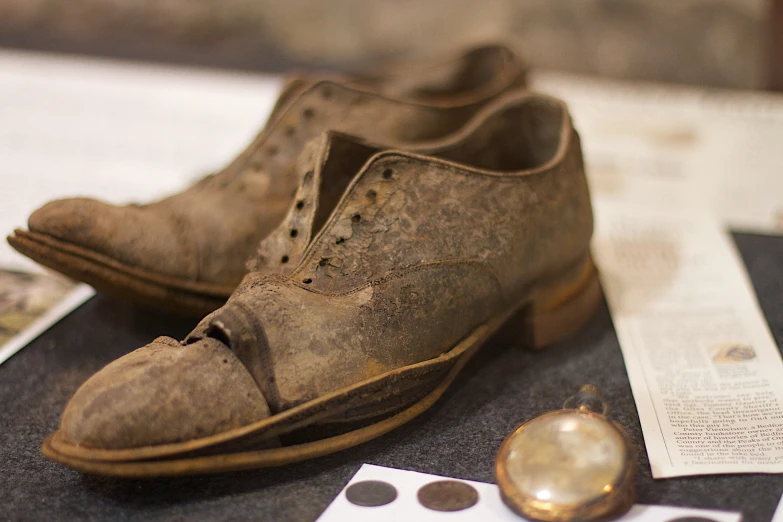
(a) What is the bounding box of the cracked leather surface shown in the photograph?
[205,94,593,413]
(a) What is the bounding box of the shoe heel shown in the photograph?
[503,255,602,349]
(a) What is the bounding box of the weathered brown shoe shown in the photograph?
[8,44,526,316]
[42,92,600,477]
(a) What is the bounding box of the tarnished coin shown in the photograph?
[345,480,398,507]
[417,480,479,512]
[666,518,721,522]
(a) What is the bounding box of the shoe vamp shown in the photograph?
[226,261,505,412]
[145,185,294,284]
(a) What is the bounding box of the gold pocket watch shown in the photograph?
[495,385,636,522]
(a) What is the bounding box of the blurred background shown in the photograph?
[1,0,782,91]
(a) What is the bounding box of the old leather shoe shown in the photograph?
[44,92,601,476]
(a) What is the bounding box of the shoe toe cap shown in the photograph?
[60,336,270,449]
[28,197,196,278]
[29,198,116,245]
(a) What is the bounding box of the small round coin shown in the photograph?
[345,480,398,507]
[417,480,479,512]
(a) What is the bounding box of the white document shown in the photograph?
[773,492,783,522]
[317,464,741,522]
[533,72,783,236]
[0,276,95,366]
[593,203,783,477]
[0,49,283,365]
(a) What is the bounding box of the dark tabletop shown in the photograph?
[1,231,782,522]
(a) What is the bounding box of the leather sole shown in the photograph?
[42,254,602,477]
[8,229,233,316]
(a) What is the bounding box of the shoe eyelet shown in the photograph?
[295,200,305,210]
[303,278,312,284]
[285,126,296,137]
[303,108,315,119]
[268,145,278,157]
[352,214,361,223]
[318,258,329,267]
[366,189,377,201]
[281,255,289,264]
[336,237,345,244]
[290,229,298,238]
[382,168,393,180]
[321,86,332,99]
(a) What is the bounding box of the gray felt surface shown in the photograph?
[1,232,782,522]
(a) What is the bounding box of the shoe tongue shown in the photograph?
[247,132,380,274]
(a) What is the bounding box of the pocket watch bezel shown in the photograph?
[495,408,636,522]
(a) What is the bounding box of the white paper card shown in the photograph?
[0,49,283,365]
[533,72,783,235]
[317,464,741,522]
[772,492,783,522]
[593,203,783,477]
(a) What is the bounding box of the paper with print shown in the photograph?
[534,71,783,235]
[594,203,783,477]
